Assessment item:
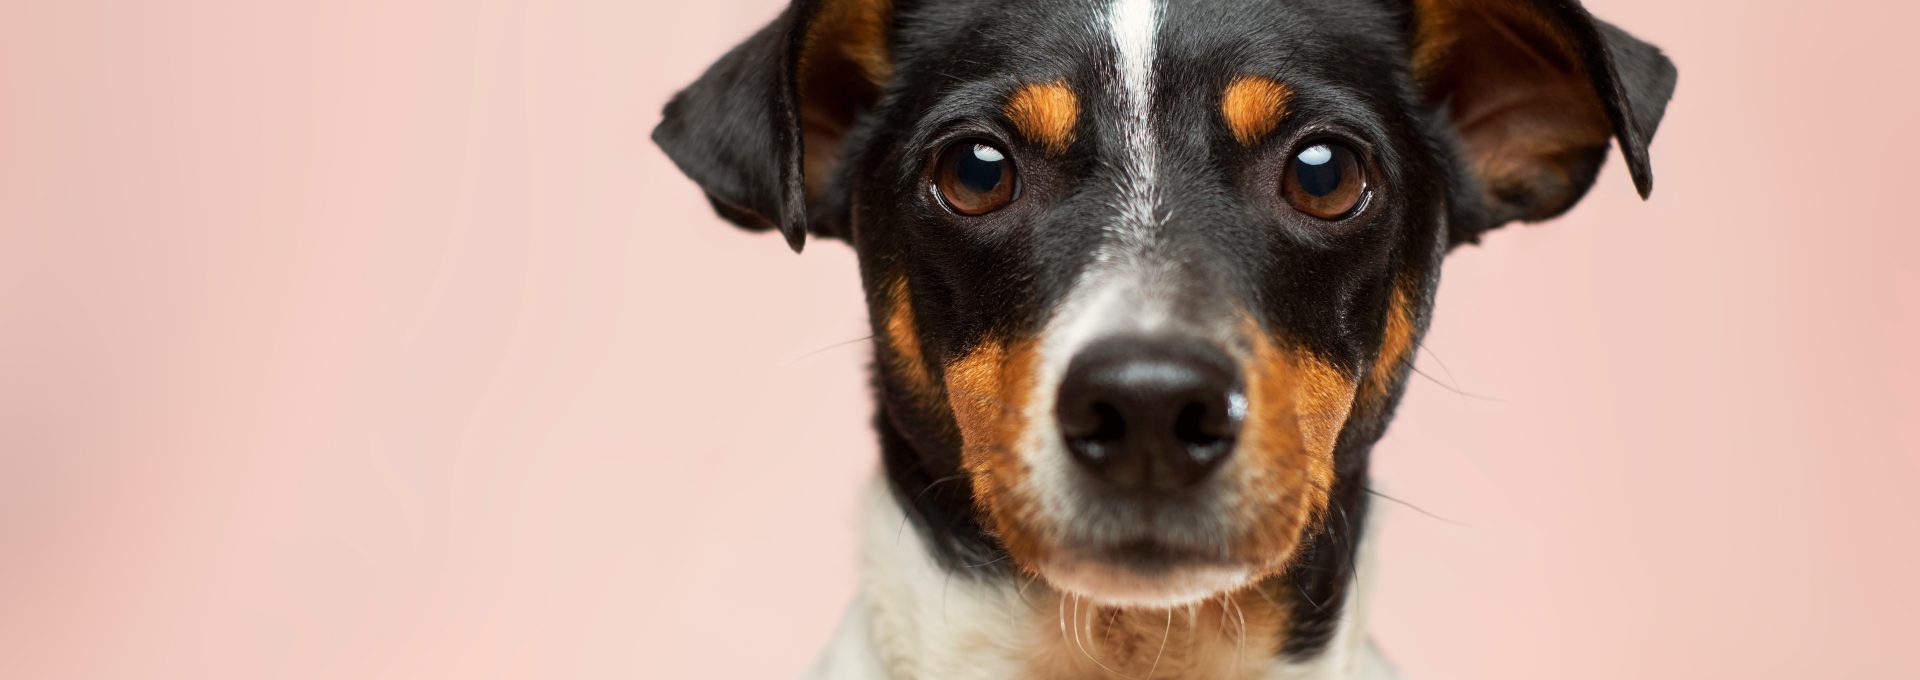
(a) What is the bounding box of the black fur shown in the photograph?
[655,0,1674,662]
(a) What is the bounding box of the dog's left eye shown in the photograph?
[1281,141,1368,220]
[934,141,1018,216]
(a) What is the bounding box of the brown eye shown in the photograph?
[1280,141,1367,220]
[934,140,1018,216]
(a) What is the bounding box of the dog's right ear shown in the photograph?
[652,0,895,253]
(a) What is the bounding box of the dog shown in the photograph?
[656,0,1674,677]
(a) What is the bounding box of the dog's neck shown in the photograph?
[808,479,1391,679]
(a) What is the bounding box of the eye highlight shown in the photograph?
[1280,141,1367,220]
[934,140,1018,216]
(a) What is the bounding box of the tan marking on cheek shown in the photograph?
[881,276,939,407]
[1290,352,1357,461]
[1003,81,1080,155]
[1236,316,1357,573]
[1363,285,1417,406]
[944,336,1043,560]
[1221,75,1293,145]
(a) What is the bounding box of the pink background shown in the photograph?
[2,0,1916,678]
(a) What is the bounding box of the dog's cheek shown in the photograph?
[1238,317,1354,570]
[944,336,1045,562]
[1357,283,1418,416]
[880,275,945,413]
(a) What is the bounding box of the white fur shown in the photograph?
[1005,0,1269,607]
[1011,0,1176,561]
[1104,0,1164,253]
[803,477,1400,679]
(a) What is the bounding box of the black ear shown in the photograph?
[1410,0,1677,244]
[652,0,895,253]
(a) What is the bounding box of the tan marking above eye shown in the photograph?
[1003,81,1079,154]
[1222,75,1294,145]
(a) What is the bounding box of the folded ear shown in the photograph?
[1411,0,1677,243]
[652,0,895,252]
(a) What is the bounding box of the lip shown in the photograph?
[1039,547,1255,608]
[1090,539,1236,575]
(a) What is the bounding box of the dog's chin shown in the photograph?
[1039,554,1254,609]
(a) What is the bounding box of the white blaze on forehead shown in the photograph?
[1105,0,1162,249]
[1011,0,1175,532]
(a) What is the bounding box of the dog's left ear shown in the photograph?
[652,0,895,253]
[1411,0,1677,244]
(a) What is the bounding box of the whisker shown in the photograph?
[1231,595,1248,668]
[1216,594,1230,648]
[1336,503,1361,592]
[1059,593,1072,650]
[1413,343,1503,402]
[779,334,873,367]
[1365,486,1470,526]
[961,554,1009,569]
[942,563,954,622]
[1146,608,1172,680]
[1409,364,1502,402]
[1071,595,1133,679]
[896,473,970,542]
[1291,577,1328,616]
[1016,572,1044,610]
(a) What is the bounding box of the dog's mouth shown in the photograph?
[1012,497,1278,608]
[1037,539,1256,608]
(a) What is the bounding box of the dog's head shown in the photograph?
[657,0,1673,607]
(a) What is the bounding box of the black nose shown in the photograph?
[1055,337,1243,493]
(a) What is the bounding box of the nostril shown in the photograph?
[1064,401,1127,462]
[1060,398,1125,440]
[1089,401,1126,441]
[1057,336,1243,491]
[1173,394,1240,468]
[1172,401,1222,447]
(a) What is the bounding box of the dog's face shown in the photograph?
[658,0,1672,607]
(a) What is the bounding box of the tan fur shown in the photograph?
[796,0,895,199]
[1221,76,1294,145]
[1361,284,1416,408]
[1238,316,1354,573]
[881,275,941,409]
[1005,81,1081,155]
[805,0,895,86]
[1411,0,1613,219]
[1409,0,1461,85]
[1411,0,1576,83]
[945,336,1045,562]
[1024,589,1290,679]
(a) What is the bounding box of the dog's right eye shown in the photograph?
[934,141,1018,216]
